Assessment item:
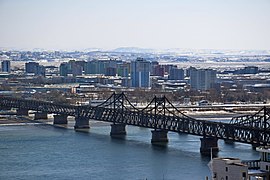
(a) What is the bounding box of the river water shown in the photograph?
[0,120,260,180]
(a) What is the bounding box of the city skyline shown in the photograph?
[0,0,270,51]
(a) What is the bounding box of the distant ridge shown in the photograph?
[112,47,154,53]
[0,47,270,56]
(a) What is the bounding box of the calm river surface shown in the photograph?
[0,121,259,180]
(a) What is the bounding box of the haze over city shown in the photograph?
[0,0,270,51]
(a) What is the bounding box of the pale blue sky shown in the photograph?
[0,0,269,50]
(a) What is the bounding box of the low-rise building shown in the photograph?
[210,157,248,180]
[210,146,270,180]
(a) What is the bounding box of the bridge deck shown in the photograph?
[0,93,269,146]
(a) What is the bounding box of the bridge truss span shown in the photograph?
[0,93,269,146]
[230,106,270,130]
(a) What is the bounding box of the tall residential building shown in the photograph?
[168,67,184,80]
[118,62,130,87]
[150,61,159,75]
[25,62,39,74]
[85,60,106,74]
[189,67,217,90]
[25,62,45,76]
[1,60,11,73]
[59,60,83,77]
[85,60,97,74]
[59,63,69,76]
[85,59,120,75]
[131,58,151,88]
[37,65,46,76]
[105,67,116,76]
[162,64,177,75]
[69,60,83,76]
[118,62,130,77]
[152,65,165,77]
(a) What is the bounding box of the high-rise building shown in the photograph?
[150,61,159,75]
[131,58,151,88]
[189,67,216,90]
[117,62,130,77]
[104,59,119,76]
[85,60,106,74]
[85,59,120,75]
[59,60,83,76]
[59,63,69,76]
[85,60,97,74]
[105,67,116,76]
[25,62,39,74]
[25,62,45,76]
[1,60,11,73]
[117,62,130,87]
[162,64,177,75]
[168,67,184,80]
[37,65,46,76]
[69,61,83,76]
[152,65,165,77]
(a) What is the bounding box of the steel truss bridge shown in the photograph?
[0,92,269,146]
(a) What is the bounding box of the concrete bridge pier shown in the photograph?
[151,129,168,144]
[74,116,89,129]
[252,144,260,150]
[16,108,29,116]
[110,123,126,136]
[200,137,219,155]
[34,112,48,120]
[53,114,68,125]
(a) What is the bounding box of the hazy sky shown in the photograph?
[0,0,270,50]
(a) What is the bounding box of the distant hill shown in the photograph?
[112,47,155,53]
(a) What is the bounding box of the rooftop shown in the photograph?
[256,146,270,153]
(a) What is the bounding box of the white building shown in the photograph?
[210,146,270,180]
[256,147,270,179]
[210,157,248,180]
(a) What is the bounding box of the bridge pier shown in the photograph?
[34,112,48,120]
[16,108,29,116]
[151,129,168,144]
[110,123,126,136]
[74,116,89,129]
[53,114,68,125]
[200,137,219,155]
[252,144,260,150]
